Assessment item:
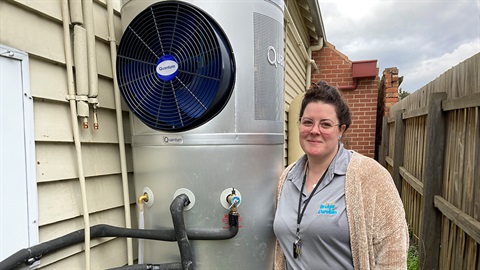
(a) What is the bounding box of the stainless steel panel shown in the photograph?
[133,143,283,269]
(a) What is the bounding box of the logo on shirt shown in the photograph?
[317,201,337,215]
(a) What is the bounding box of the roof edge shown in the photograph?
[306,0,326,42]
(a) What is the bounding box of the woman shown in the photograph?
[273,81,408,270]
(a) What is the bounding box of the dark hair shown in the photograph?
[299,80,351,130]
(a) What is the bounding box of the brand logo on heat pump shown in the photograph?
[163,135,184,144]
[156,55,179,81]
[267,46,284,68]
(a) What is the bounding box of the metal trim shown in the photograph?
[132,133,284,146]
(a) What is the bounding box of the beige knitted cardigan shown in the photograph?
[274,151,409,270]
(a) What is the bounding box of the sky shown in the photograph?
[318,0,480,93]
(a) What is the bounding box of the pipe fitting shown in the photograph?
[226,188,241,214]
[137,193,149,212]
[91,103,99,129]
[137,193,149,205]
[83,117,88,129]
[220,188,242,210]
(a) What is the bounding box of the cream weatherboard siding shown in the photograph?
[0,0,135,268]
[283,2,310,165]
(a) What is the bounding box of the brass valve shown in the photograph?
[138,192,149,205]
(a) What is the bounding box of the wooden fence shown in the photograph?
[378,53,480,270]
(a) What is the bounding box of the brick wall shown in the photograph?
[311,42,379,158]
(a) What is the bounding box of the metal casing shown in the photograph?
[121,0,285,268]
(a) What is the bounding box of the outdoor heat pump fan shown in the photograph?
[117,1,236,132]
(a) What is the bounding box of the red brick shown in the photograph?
[386,97,398,103]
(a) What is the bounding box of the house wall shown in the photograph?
[311,42,379,158]
[0,0,135,268]
[283,2,310,165]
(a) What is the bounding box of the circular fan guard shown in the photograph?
[117,1,236,132]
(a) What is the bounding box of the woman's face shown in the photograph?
[299,101,344,161]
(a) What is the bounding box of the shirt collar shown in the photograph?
[287,142,350,183]
[286,155,308,183]
[333,143,349,176]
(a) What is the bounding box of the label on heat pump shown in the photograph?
[156,55,179,81]
[163,135,183,145]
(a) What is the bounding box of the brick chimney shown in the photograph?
[382,67,399,116]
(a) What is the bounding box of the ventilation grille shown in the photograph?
[254,12,284,121]
[117,1,235,132]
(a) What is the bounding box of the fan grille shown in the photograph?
[117,1,235,131]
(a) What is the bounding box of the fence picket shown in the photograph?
[381,53,479,269]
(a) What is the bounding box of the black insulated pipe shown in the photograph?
[0,225,179,269]
[1,195,239,270]
[109,262,183,270]
[112,212,239,270]
[170,194,193,270]
[186,212,238,240]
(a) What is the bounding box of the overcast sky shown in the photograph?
[318,0,480,93]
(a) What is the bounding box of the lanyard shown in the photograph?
[296,166,328,232]
[293,161,331,259]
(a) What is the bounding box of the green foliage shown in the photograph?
[407,223,419,270]
[407,243,419,270]
[399,88,410,100]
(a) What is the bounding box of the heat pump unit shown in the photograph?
[117,0,285,268]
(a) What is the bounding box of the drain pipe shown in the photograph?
[69,0,88,129]
[170,194,193,270]
[82,0,100,129]
[1,206,239,269]
[109,263,182,270]
[73,25,90,129]
[285,8,324,90]
[68,0,83,25]
[306,40,324,88]
[61,1,91,268]
[285,8,310,65]
[107,0,134,264]
[137,193,148,264]
[0,220,239,269]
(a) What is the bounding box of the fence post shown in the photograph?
[420,92,447,270]
[379,116,389,168]
[392,109,405,194]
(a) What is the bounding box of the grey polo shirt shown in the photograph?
[273,143,354,270]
